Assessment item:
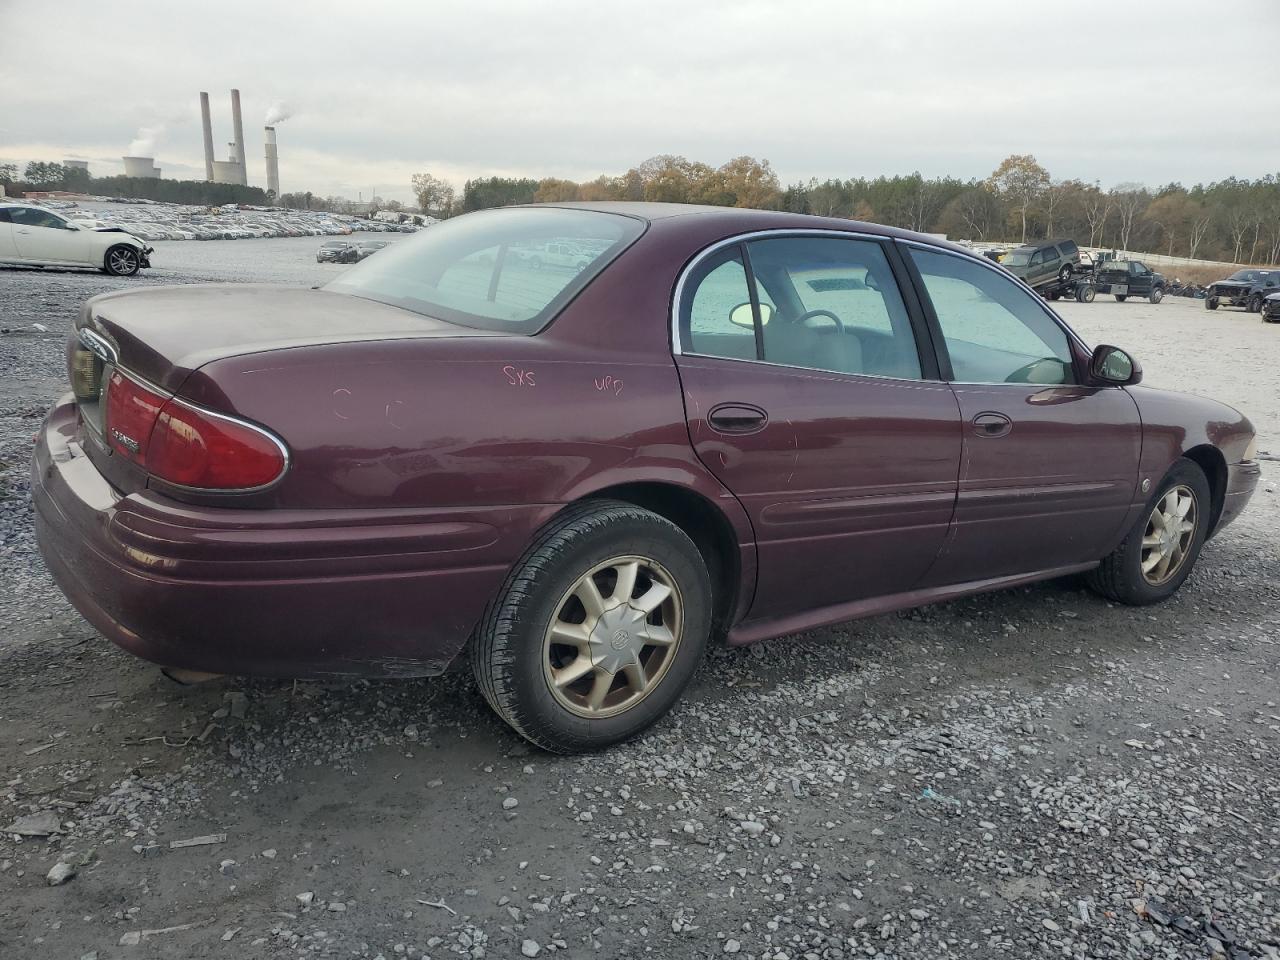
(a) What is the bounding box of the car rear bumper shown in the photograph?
[1213,459,1262,537]
[32,396,552,679]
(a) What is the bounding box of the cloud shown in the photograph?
[3,0,1279,202]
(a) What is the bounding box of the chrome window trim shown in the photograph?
[669,227,927,384]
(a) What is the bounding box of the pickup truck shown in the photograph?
[1093,259,1165,303]
[1205,268,1280,312]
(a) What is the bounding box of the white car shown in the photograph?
[0,203,152,276]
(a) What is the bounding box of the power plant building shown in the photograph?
[200,89,248,186]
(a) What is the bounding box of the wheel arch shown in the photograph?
[1182,444,1227,536]
[569,480,748,638]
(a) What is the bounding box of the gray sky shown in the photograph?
[3,0,1278,202]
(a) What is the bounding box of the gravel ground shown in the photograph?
[1,245,1278,960]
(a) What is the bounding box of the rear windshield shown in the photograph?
[325,208,644,334]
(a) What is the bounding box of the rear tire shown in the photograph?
[1247,294,1262,313]
[470,500,712,753]
[1086,459,1211,606]
[1077,284,1096,303]
[1115,294,1127,302]
[104,244,140,277]
[1058,264,1072,283]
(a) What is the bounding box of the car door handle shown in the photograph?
[971,412,1012,438]
[708,403,768,435]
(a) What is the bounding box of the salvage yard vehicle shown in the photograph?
[1205,268,1279,311]
[1262,292,1280,323]
[999,238,1083,290]
[316,240,358,263]
[0,203,152,276]
[32,204,1261,753]
[1094,259,1166,303]
[354,239,390,260]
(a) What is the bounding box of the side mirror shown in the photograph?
[1090,344,1142,385]
[729,302,773,329]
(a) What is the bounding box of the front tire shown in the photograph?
[104,244,140,277]
[1149,287,1164,304]
[471,500,712,753]
[1087,459,1211,606]
[1247,294,1262,313]
[1115,294,1127,302]
[1205,296,1219,310]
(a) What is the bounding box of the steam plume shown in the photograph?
[265,100,293,125]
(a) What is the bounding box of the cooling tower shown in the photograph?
[122,156,160,179]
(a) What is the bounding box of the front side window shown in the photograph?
[745,237,922,379]
[325,208,644,334]
[10,207,66,229]
[909,248,1076,385]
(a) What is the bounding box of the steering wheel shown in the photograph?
[1005,357,1069,384]
[796,309,844,333]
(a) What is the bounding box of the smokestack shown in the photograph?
[230,88,247,185]
[200,92,216,181]
[264,126,280,200]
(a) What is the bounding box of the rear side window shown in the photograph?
[1058,240,1078,258]
[325,208,644,334]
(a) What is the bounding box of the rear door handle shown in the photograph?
[708,403,768,435]
[971,411,1012,438]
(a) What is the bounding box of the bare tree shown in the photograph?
[1110,184,1148,252]
[1082,185,1112,248]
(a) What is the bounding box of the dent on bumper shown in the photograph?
[32,397,550,679]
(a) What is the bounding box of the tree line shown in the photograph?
[2,161,271,207]
[409,155,1280,265]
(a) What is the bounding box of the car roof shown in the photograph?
[511,200,970,251]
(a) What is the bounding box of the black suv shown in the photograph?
[1205,268,1279,312]
[1000,239,1082,289]
[1094,259,1165,303]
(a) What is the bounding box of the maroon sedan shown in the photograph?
[33,203,1260,752]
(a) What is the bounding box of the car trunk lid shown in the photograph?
[69,284,502,496]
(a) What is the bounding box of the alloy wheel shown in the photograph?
[109,248,138,274]
[542,555,683,719]
[1140,484,1197,585]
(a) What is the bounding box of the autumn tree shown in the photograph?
[410,172,456,216]
[713,156,783,209]
[533,178,580,203]
[988,154,1050,243]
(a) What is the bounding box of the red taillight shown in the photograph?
[105,370,165,465]
[104,370,287,491]
[148,401,286,490]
